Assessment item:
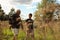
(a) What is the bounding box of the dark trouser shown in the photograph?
[26,29,34,40]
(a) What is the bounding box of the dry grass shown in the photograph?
[0,20,60,40]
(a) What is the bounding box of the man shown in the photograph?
[26,13,34,40]
[9,9,23,40]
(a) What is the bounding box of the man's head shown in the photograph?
[16,9,21,15]
[29,13,32,19]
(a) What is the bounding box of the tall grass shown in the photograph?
[0,21,60,40]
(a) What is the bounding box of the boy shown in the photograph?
[26,13,34,40]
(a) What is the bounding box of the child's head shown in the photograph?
[29,13,32,19]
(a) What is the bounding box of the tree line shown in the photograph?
[0,4,15,21]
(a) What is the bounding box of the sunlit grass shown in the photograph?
[0,21,60,40]
[2,28,57,40]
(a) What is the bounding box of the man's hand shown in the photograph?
[16,17,21,21]
[21,23,23,30]
[9,25,11,30]
[17,22,23,30]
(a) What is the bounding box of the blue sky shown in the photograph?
[56,0,60,4]
[0,0,60,19]
[0,0,41,19]
[11,0,41,19]
[15,2,38,19]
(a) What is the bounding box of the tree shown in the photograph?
[34,0,56,22]
[0,4,5,21]
[8,8,15,18]
[0,4,5,40]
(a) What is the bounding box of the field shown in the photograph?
[0,21,60,40]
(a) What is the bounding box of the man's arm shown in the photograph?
[20,21,23,29]
[17,17,23,29]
